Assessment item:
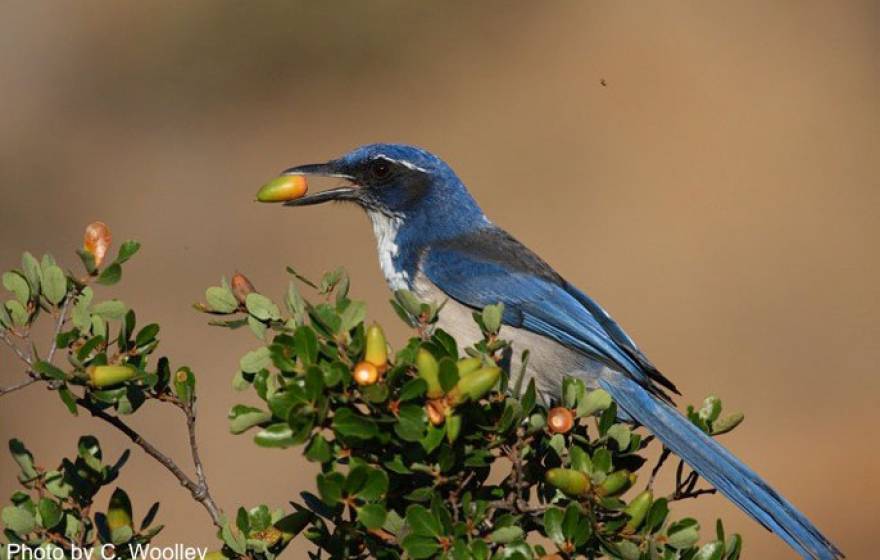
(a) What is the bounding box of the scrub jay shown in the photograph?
[280,143,841,560]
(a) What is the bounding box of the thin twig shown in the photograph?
[2,293,224,529]
[648,447,671,488]
[668,457,717,501]
[75,397,223,528]
[48,296,74,363]
[0,376,40,397]
[183,399,221,523]
[448,471,475,522]
[670,487,717,502]
[0,329,34,365]
[1,328,39,399]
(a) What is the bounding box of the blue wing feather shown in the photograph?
[419,227,669,397]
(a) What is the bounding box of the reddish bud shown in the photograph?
[83,222,112,267]
[231,272,256,305]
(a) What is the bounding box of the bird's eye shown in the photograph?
[369,159,392,180]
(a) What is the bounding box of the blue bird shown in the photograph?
[280,143,842,560]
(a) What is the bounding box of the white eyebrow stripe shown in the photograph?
[373,154,429,173]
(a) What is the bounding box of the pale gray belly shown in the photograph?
[411,275,605,403]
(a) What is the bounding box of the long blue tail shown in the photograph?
[598,374,842,560]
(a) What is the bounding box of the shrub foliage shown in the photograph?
[1,226,745,560]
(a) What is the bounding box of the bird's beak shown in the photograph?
[279,162,359,207]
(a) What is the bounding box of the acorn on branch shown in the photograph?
[547,407,575,434]
[597,470,637,497]
[88,364,135,388]
[353,361,380,386]
[446,366,500,406]
[624,490,653,532]
[545,467,591,497]
[416,348,443,399]
[364,323,388,372]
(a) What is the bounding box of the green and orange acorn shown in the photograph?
[353,323,389,387]
[256,175,308,203]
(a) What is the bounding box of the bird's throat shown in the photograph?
[367,211,409,292]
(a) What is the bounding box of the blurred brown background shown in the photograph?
[1,1,877,558]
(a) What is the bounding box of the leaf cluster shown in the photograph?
[1,232,747,560]
[1,438,162,560]
[201,268,746,560]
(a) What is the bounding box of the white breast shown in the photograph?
[367,211,409,291]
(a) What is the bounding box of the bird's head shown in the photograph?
[280,144,484,232]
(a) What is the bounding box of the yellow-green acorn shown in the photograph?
[711,412,745,435]
[204,553,225,560]
[88,365,135,387]
[447,366,501,405]
[106,488,133,531]
[416,348,444,398]
[256,175,308,203]
[624,490,653,532]
[456,356,482,377]
[364,323,388,371]
[597,470,636,497]
[446,413,462,444]
[545,468,591,497]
